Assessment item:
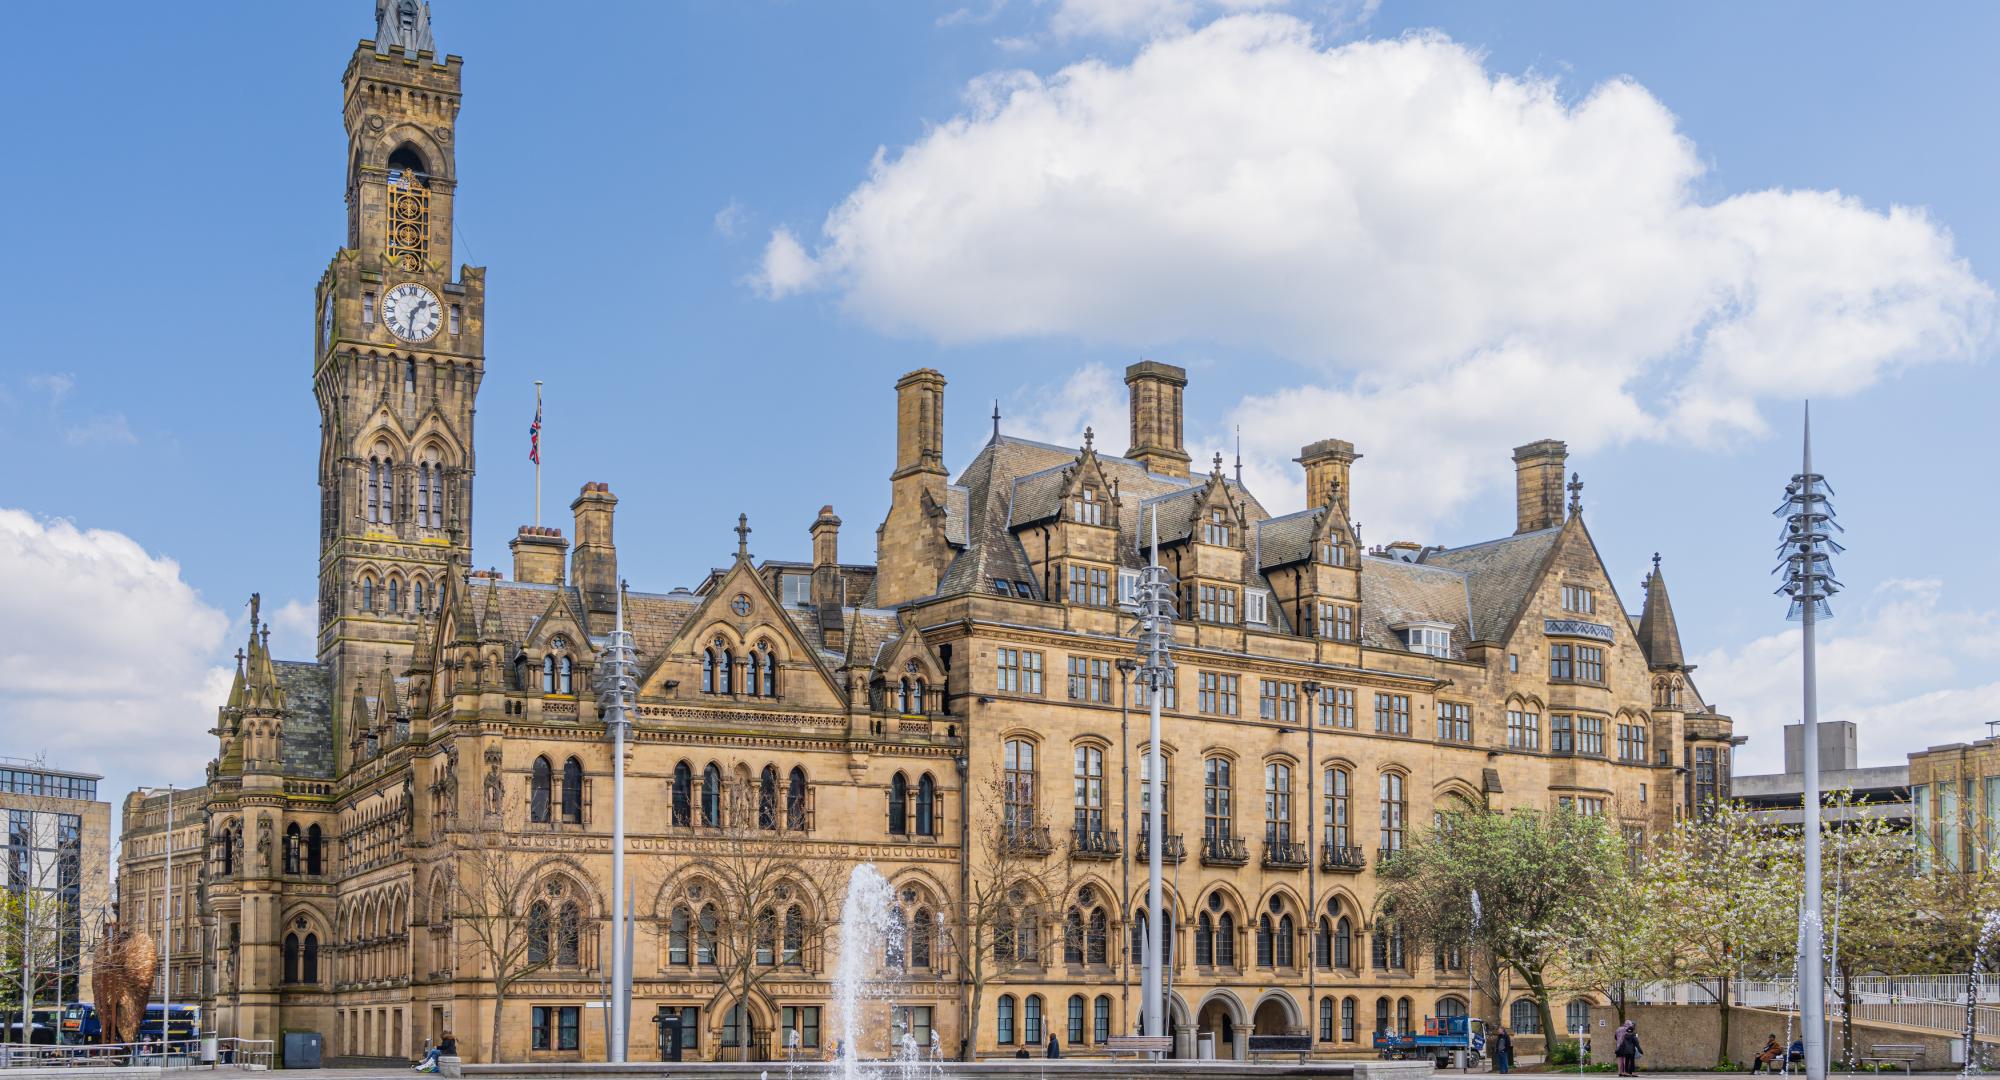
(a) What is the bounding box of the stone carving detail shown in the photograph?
[256,813,274,872]
[484,746,504,821]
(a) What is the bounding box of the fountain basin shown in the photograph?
[450,1060,1434,1080]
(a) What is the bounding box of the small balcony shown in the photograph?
[1262,839,1310,870]
[1002,822,1054,857]
[1069,826,1122,860]
[1320,842,1367,873]
[1377,844,1405,865]
[1200,834,1250,867]
[1133,831,1185,864]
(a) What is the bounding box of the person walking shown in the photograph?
[1492,1026,1513,1074]
[1614,1020,1641,1076]
[1046,1033,1061,1058]
[1749,1034,1782,1074]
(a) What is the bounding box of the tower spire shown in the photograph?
[374,0,436,58]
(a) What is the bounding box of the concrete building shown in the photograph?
[0,759,113,1009]
[193,1,1739,1064]
[1732,721,1910,829]
[116,786,212,1010]
[1907,732,2000,873]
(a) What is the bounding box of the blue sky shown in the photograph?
[3,1,1996,810]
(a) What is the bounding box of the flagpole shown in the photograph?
[533,381,543,527]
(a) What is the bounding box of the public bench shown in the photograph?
[1859,1043,1925,1074]
[1247,1033,1313,1063]
[1103,1035,1172,1060]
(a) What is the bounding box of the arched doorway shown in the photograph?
[1196,991,1250,1061]
[1253,992,1299,1035]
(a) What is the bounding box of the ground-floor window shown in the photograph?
[1023,995,1044,1045]
[1093,996,1111,1044]
[1509,999,1541,1034]
[658,1006,699,1053]
[1319,997,1335,1041]
[722,1004,753,1048]
[1068,996,1086,1044]
[893,1005,933,1049]
[998,996,1015,1044]
[780,1006,821,1050]
[531,1006,579,1051]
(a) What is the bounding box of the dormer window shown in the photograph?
[1245,590,1269,626]
[1319,540,1345,567]
[1071,487,1104,526]
[1202,510,1232,546]
[1397,623,1451,658]
[1118,570,1140,607]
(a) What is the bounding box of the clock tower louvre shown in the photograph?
[313,1,483,775]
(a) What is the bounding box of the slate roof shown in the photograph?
[1419,527,1562,643]
[275,660,334,779]
[1357,557,1473,659]
[1636,562,1686,668]
[1256,508,1323,570]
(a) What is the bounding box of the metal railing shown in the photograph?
[1200,834,1249,866]
[1320,842,1366,872]
[0,1036,274,1070]
[1262,839,1310,869]
[1134,832,1185,863]
[1002,822,1053,856]
[1069,826,1121,859]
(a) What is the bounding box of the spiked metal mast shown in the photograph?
[596,582,638,1061]
[1129,508,1177,1046]
[1774,404,1842,1080]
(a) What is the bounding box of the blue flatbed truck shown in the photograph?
[1374,1014,1486,1067]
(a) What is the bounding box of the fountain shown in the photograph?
[831,864,906,1080]
[1962,911,2000,1076]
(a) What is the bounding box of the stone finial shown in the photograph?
[1567,472,1584,515]
[1083,426,1094,451]
[736,514,753,560]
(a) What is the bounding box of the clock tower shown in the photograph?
[314,0,483,771]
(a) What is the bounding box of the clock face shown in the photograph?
[383,282,441,341]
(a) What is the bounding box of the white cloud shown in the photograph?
[268,598,318,659]
[63,413,137,447]
[713,199,746,239]
[27,373,74,409]
[0,509,232,803]
[1695,579,2000,773]
[759,17,1991,535]
[1000,362,1129,452]
[1048,0,1288,40]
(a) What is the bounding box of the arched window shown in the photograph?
[696,904,718,964]
[787,767,808,831]
[759,643,777,696]
[1196,912,1214,966]
[1397,997,1412,1034]
[1565,999,1591,1037]
[1341,997,1357,1041]
[884,906,908,969]
[722,1004,751,1049]
[1064,908,1085,965]
[416,447,445,529]
[888,773,909,835]
[1380,772,1407,852]
[745,651,763,698]
[1510,999,1542,1034]
[1265,762,1293,844]
[1257,914,1274,967]
[718,646,734,694]
[361,576,376,611]
[559,757,584,823]
[305,824,323,875]
[910,907,933,969]
[1277,912,1296,967]
[1216,910,1235,967]
[530,757,552,823]
[1336,916,1353,968]
[1439,997,1468,1019]
[1074,745,1105,835]
[701,650,715,694]
[542,655,556,694]
[303,933,319,983]
[1024,995,1044,1046]
[1325,766,1352,851]
[1094,996,1112,1044]
[1316,915,1333,969]
[915,773,936,836]
[997,995,1016,1044]
[1068,994,1087,1045]
[701,763,722,826]
[912,678,927,714]
[672,762,692,827]
[759,766,779,830]
[283,933,301,983]
[1128,908,1174,967]
[1087,907,1107,965]
[367,447,394,525]
[1003,739,1037,832]
[284,824,302,875]
[668,906,690,965]
[559,656,573,694]
[387,577,400,612]
[783,905,804,966]
[414,579,426,614]
[1204,757,1234,841]
[755,907,777,966]
[898,678,911,714]
[527,901,551,965]
[556,901,580,966]
[1320,996,1335,1042]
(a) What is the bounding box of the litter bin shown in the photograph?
[1197,1034,1215,1060]
[201,1037,218,1065]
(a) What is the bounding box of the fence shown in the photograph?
[0,1036,274,1070]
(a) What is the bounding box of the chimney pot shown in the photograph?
[1511,439,1568,534]
[1124,360,1191,478]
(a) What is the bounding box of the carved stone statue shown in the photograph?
[483,747,504,820]
[256,813,274,872]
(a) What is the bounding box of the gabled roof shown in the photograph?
[1637,557,1687,669]
[1419,526,1563,642]
[1256,508,1321,570]
[1358,557,1472,659]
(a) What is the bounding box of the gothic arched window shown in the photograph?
[387,577,400,612]
[700,650,715,694]
[916,773,936,837]
[668,906,690,965]
[671,762,692,827]
[559,656,573,695]
[783,904,804,966]
[718,646,734,694]
[758,642,777,696]
[556,900,580,966]
[542,655,556,694]
[560,757,584,824]
[361,576,376,612]
[759,766,778,830]
[701,763,722,826]
[302,932,320,983]
[283,933,300,983]
[284,824,302,875]
[527,901,551,965]
[529,756,552,823]
[1196,913,1214,966]
[888,773,909,836]
[787,767,808,831]
[305,824,323,876]
[413,579,426,614]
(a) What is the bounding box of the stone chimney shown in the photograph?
[509,525,568,586]
[570,482,619,632]
[1296,438,1360,514]
[812,506,846,649]
[876,371,953,609]
[1124,361,1190,478]
[1511,439,1568,534]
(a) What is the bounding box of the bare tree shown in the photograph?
[1,763,107,1038]
[947,766,1073,1062]
[444,820,552,1062]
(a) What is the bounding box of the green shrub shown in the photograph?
[1549,1040,1582,1066]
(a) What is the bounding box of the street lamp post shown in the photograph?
[1130,513,1176,1050]
[596,583,637,1062]
[1775,405,1842,1080]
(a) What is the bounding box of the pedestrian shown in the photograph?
[1614,1020,1641,1076]
[1492,1026,1513,1074]
[1046,1033,1061,1058]
[1749,1034,1782,1074]
[1014,1046,1031,1059]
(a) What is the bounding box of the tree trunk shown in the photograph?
[490,984,505,1064]
[1840,963,1854,1067]
[1717,977,1732,1068]
[1518,965,1556,1062]
[965,980,983,1062]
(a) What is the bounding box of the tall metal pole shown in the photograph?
[1776,404,1841,1080]
[1133,512,1175,1048]
[597,585,636,1062]
[163,785,173,1046]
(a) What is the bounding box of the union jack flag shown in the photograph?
[529,395,542,465]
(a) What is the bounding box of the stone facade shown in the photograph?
[115,786,211,1009]
[1906,739,2000,873]
[184,4,1738,1067]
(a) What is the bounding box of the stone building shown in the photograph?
[194,1,1738,1064]
[1,760,111,1012]
[116,786,212,1011]
[1908,736,2000,873]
